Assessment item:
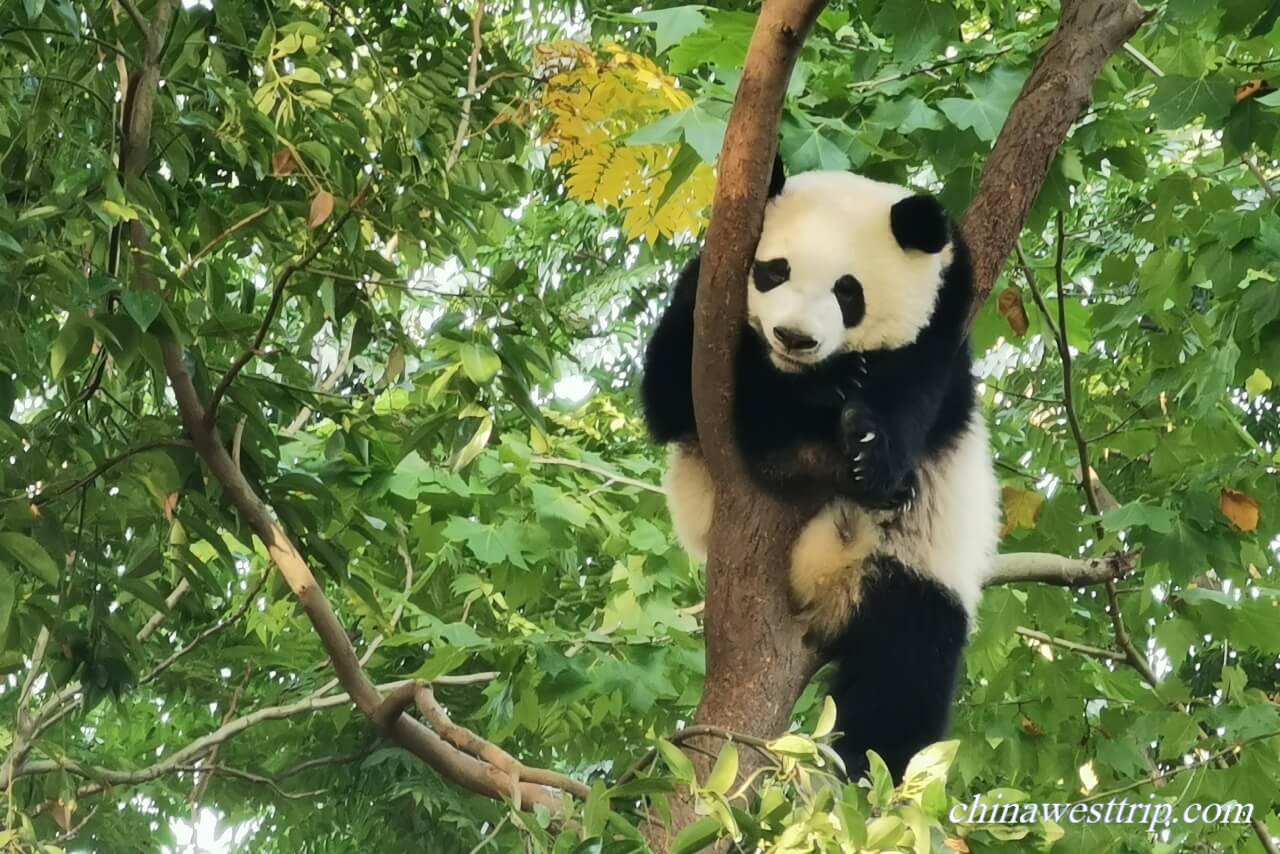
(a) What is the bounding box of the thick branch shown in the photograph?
[987,551,1134,587]
[656,3,829,844]
[105,1,570,819]
[961,0,1151,315]
[415,683,591,800]
[691,0,825,480]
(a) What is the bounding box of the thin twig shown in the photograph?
[1015,626,1125,661]
[177,205,272,278]
[9,439,192,507]
[204,185,369,426]
[531,455,664,495]
[272,745,377,781]
[1045,212,1161,686]
[115,0,151,44]
[1080,729,1280,803]
[142,573,269,685]
[312,535,416,697]
[1244,158,1278,201]
[446,0,486,172]
[2,675,498,790]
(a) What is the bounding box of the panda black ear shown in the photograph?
[890,194,949,254]
[767,153,785,199]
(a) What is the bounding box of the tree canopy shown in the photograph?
[0,0,1278,851]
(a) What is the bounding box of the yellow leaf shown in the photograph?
[308,190,334,229]
[1001,486,1044,536]
[1245,368,1272,396]
[1219,488,1260,532]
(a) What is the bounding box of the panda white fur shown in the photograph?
[641,161,999,782]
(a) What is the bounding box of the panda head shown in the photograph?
[748,167,956,372]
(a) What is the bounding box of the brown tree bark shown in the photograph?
[655,0,1153,846]
[679,0,830,788]
[963,0,1152,316]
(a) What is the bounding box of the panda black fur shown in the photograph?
[640,162,999,783]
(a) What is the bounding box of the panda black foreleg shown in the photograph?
[827,557,969,784]
[835,402,919,508]
[641,257,701,444]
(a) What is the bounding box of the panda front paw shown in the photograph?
[838,404,908,508]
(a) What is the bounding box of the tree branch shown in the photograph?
[203,186,368,427]
[987,551,1134,587]
[102,0,575,819]
[1037,218,1279,854]
[177,205,272,278]
[445,0,485,172]
[962,0,1152,316]
[5,438,193,508]
[531,455,665,495]
[141,572,269,686]
[1015,626,1125,661]
[0,675,497,791]
[414,683,591,800]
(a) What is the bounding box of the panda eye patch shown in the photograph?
[752,258,790,292]
[833,274,865,328]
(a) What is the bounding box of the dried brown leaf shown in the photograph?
[308,190,335,229]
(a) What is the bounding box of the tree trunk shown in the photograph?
[650,0,1153,846]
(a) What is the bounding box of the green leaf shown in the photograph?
[94,199,139,222]
[939,96,1009,142]
[783,122,850,171]
[23,0,45,20]
[704,742,738,795]
[656,738,695,782]
[452,413,492,471]
[874,0,959,61]
[0,568,14,642]
[458,343,501,385]
[654,143,703,213]
[813,695,837,738]
[441,517,525,567]
[1101,502,1178,534]
[634,5,708,53]
[50,317,94,381]
[627,517,668,554]
[670,817,722,854]
[0,533,60,586]
[529,483,592,526]
[901,740,959,788]
[583,782,611,837]
[121,291,163,332]
[1150,75,1233,128]
[767,733,817,758]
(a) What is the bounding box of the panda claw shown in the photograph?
[854,452,864,462]
[861,432,876,443]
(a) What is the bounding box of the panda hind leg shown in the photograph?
[788,501,877,643]
[826,557,969,784]
[662,444,714,561]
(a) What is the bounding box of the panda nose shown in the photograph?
[774,327,818,353]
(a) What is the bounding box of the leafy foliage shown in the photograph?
[0,0,1278,851]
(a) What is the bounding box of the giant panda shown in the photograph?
[640,159,999,782]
